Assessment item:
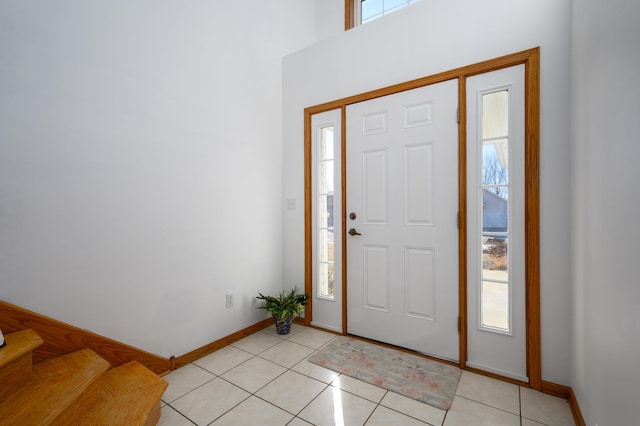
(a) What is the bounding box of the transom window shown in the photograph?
[358,0,422,24]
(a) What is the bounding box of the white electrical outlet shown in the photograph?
[225,293,233,308]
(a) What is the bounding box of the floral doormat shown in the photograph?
[308,336,461,410]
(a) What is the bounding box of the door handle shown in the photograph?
[348,228,362,236]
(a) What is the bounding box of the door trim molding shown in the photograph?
[303,47,541,389]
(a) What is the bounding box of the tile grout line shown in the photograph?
[161,364,218,405]
[520,385,522,426]
[204,392,253,426]
[164,404,198,426]
[375,397,441,426]
[285,381,332,421]
[455,395,523,417]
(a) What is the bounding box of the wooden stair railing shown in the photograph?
[0,329,167,425]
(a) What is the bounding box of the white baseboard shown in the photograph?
[310,321,342,334]
[465,361,529,383]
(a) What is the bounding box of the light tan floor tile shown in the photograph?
[455,371,520,415]
[161,363,216,403]
[170,377,249,425]
[522,418,548,426]
[221,356,286,393]
[193,345,253,375]
[288,417,313,426]
[287,327,337,349]
[292,356,340,384]
[443,396,520,426]
[365,405,429,425]
[256,370,327,415]
[259,340,316,368]
[210,395,293,425]
[331,374,387,403]
[380,391,446,426]
[157,405,195,426]
[231,332,283,354]
[298,386,377,426]
[521,387,575,426]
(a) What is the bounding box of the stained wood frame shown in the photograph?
[344,0,355,30]
[303,48,540,389]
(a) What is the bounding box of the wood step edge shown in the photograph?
[81,361,168,425]
[0,329,43,369]
[0,349,110,425]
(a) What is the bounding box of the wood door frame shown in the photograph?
[303,48,541,390]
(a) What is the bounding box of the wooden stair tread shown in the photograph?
[0,328,43,368]
[0,329,44,403]
[0,348,110,425]
[0,327,166,425]
[82,361,168,425]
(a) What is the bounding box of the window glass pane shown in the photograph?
[362,0,383,23]
[483,182,509,200]
[482,237,508,280]
[318,228,328,262]
[319,161,334,194]
[385,0,409,12]
[318,194,328,226]
[482,140,508,185]
[327,229,334,263]
[318,226,334,299]
[319,262,334,299]
[482,187,508,233]
[481,281,509,330]
[320,127,334,160]
[326,193,334,229]
[361,0,421,24]
[318,229,335,263]
[482,90,508,138]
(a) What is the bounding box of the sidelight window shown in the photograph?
[318,125,335,300]
[479,89,511,332]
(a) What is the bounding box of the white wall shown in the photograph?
[315,0,344,43]
[571,0,640,424]
[283,0,573,385]
[0,0,316,358]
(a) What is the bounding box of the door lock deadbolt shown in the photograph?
[349,212,357,220]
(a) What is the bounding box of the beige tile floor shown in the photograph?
[159,325,575,426]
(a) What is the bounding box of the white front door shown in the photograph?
[346,80,459,361]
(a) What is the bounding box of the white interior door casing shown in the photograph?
[346,80,459,361]
[466,65,527,381]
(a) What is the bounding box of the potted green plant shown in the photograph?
[256,288,310,335]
